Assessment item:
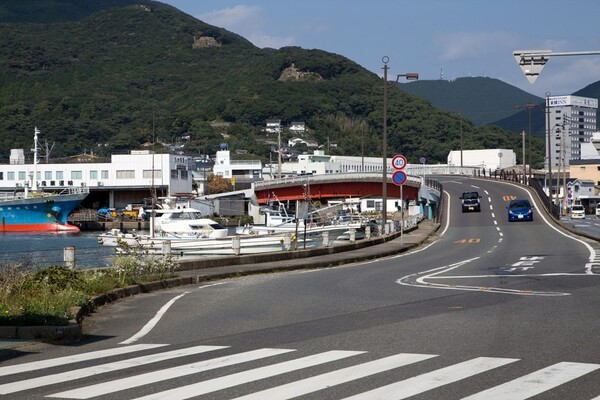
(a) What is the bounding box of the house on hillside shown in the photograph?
[265,119,282,134]
[289,121,306,135]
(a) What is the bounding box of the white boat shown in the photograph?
[111,223,352,256]
[152,207,228,238]
[97,228,144,247]
[236,198,363,235]
[98,206,228,247]
[235,199,295,235]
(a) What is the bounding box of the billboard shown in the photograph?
[549,95,598,109]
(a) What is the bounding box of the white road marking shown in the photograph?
[231,353,437,400]
[342,357,518,400]
[49,348,294,399]
[397,258,572,297]
[120,291,190,344]
[120,282,228,345]
[0,345,226,394]
[2,344,596,399]
[0,344,166,377]
[462,362,600,400]
[129,350,367,400]
[501,181,597,273]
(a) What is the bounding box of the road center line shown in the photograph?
[120,283,228,345]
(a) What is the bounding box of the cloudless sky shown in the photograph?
[160,0,600,99]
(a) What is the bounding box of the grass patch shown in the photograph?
[0,248,179,327]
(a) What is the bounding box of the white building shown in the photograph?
[447,149,516,171]
[212,148,262,183]
[264,150,341,177]
[289,121,306,135]
[265,119,282,134]
[0,150,193,208]
[547,95,598,168]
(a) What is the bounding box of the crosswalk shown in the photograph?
[1,343,598,399]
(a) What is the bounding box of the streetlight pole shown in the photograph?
[381,56,418,231]
[546,92,553,209]
[514,103,536,180]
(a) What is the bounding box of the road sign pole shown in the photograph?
[400,184,403,246]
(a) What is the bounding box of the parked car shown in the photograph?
[570,204,585,219]
[460,191,481,212]
[507,199,533,222]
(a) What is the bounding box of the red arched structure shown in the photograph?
[254,177,419,205]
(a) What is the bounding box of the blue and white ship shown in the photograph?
[0,128,88,233]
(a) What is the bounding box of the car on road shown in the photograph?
[460,191,481,212]
[596,204,600,218]
[571,204,585,219]
[507,198,533,222]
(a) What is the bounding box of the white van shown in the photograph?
[571,204,585,219]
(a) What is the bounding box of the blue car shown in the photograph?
[507,199,533,222]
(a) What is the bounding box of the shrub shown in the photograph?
[0,246,179,326]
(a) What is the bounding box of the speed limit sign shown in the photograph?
[391,154,407,170]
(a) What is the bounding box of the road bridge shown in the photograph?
[253,172,421,204]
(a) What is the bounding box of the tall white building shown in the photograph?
[547,95,598,168]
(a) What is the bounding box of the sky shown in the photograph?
[159,0,600,99]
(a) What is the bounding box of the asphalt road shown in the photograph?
[1,177,599,399]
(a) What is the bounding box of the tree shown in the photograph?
[207,174,229,194]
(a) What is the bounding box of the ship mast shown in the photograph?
[32,127,40,192]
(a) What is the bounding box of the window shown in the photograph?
[143,170,161,179]
[0,172,3,180]
[7,172,14,180]
[90,170,97,179]
[18,171,26,180]
[116,170,135,179]
[71,171,82,180]
[101,170,109,179]
[56,171,64,179]
[45,171,52,180]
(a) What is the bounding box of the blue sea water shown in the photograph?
[0,231,117,269]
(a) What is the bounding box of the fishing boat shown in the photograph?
[0,128,88,233]
[116,223,353,256]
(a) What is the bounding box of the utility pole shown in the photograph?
[381,56,418,231]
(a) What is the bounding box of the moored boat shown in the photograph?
[0,128,88,233]
[103,223,352,256]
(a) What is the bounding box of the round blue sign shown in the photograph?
[392,170,407,186]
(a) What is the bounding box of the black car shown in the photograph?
[460,191,481,212]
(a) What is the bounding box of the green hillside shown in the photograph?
[0,0,545,167]
[399,77,543,125]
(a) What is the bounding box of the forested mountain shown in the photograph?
[0,0,545,167]
[399,77,544,125]
[400,77,600,138]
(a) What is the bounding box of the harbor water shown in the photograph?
[0,231,117,269]
[0,227,239,269]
